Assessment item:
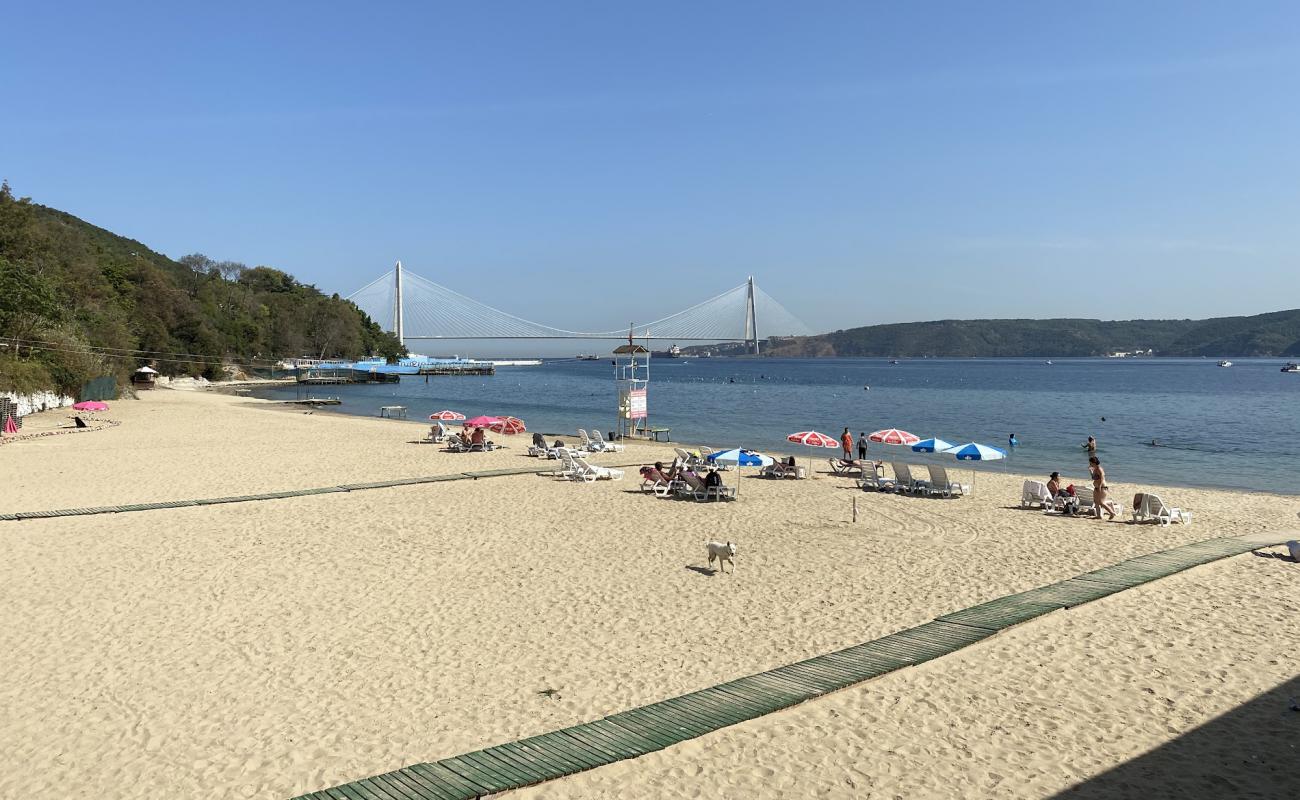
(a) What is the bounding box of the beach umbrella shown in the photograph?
[868,428,919,446]
[911,437,955,453]
[429,410,465,421]
[943,442,1006,461]
[488,416,526,435]
[707,448,774,496]
[940,442,1006,496]
[787,431,839,448]
[3,416,16,435]
[72,401,109,412]
[463,415,500,428]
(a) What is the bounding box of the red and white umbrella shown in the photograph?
[787,431,839,448]
[488,416,526,435]
[429,410,465,421]
[868,428,920,446]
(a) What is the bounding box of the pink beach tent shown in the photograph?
[3,416,16,435]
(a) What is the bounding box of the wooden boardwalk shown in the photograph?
[286,533,1286,800]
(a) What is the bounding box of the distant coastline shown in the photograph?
[687,310,1300,359]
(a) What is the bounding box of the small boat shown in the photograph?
[1045,360,1053,365]
[576,354,600,361]
[1282,362,1300,373]
[889,359,899,365]
[1218,360,1233,368]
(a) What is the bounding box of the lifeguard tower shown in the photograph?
[613,338,651,441]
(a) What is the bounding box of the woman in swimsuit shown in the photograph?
[1089,456,1118,520]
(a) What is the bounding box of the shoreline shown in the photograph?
[1,389,1296,799]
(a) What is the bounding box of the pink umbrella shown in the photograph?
[869,428,920,446]
[463,415,501,429]
[488,416,527,435]
[73,401,109,412]
[429,410,465,421]
[787,431,839,448]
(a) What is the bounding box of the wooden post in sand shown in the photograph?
[852,496,858,523]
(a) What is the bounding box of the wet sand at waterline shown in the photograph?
[1,390,1296,799]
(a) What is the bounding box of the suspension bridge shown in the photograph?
[346,262,812,353]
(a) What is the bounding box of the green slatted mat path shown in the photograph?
[1,465,560,523]
[289,533,1290,800]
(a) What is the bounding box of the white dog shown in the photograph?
[706,540,736,574]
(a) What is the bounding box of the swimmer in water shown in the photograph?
[1149,439,1160,447]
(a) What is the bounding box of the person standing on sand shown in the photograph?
[1089,456,1118,520]
[857,432,868,461]
[841,428,853,461]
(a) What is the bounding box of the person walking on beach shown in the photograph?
[857,432,868,461]
[841,428,853,461]
[1089,456,1118,520]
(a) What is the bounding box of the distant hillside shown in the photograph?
[693,311,1300,358]
[0,182,405,394]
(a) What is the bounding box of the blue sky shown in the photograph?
[3,1,1299,349]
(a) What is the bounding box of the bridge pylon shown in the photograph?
[392,261,405,343]
[745,276,759,355]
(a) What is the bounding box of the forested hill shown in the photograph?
[699,311,1300,358]
[0,182,404,394]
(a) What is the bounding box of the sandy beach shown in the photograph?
[1,389,1296,799]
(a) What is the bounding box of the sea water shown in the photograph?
[251,357,1300,494]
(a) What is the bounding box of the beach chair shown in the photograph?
[828,458,864,477]
[890,462,929,494]
[528,432,550,457]
[444,433,469,452]
[762,458,801,479]
[1021,480,1052,508]
[424,424,447,444]
[1138,493,1193,525]
[673,471,709,500]
[674,447,709,469]
[555,450,585,480]
[1074,487,1125,520]
[925,465,969,498]
[705,482,737,501]
[856,464,896,492]
[638,466,675,496]
[571,455,624,482]
[577,429,600,452]
[592,429,625,453]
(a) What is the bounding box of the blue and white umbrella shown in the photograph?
[707,448,774,495]
[942,442,1006,461]
[707,448,775,467]
[911,437,956,453]
[940,442,1005,496]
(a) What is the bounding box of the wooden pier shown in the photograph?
[297,369,400,385]
[417,363,495,376]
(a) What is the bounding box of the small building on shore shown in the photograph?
[131,366,159,390]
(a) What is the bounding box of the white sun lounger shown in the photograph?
[1134,493,1193,525]
[925,465,969,498]
[889,462,929,494]
[592,429,625,453]
[1021,480,1052,508]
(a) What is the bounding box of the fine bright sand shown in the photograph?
[1,390,1296,799]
